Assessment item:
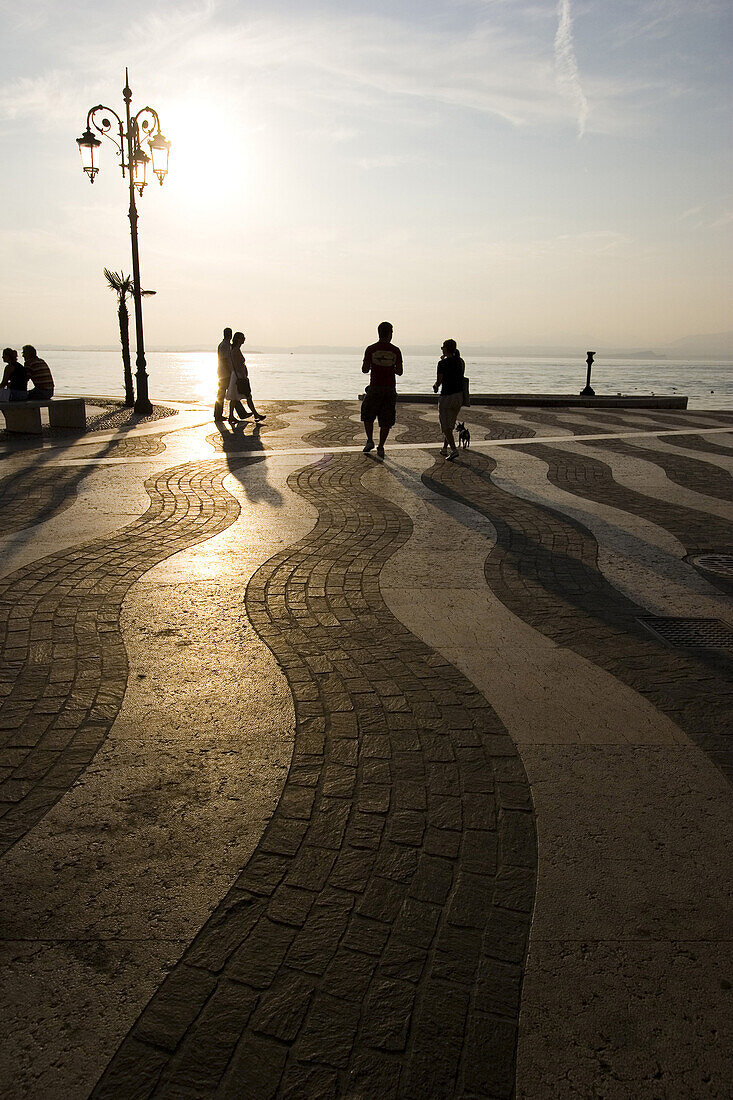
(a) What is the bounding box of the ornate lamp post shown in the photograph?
[77,70,170,414]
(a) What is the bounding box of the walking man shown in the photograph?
[433,338,465,460]
[231,333,266,423]
[214,327,233,421]
[361,321,403,458]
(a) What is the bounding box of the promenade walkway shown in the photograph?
[1,400,732,1099]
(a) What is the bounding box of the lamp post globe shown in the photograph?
[149,132,171,185]
[76,128,102,182]
[132,149,149,194]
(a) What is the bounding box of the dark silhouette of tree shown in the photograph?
[104,268,156,407]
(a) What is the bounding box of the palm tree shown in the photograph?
[104,268,156,407]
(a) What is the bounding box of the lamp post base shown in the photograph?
[134,367,153,415]
[580,386,596,396]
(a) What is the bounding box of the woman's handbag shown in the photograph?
[236,377,248,395]
[225,371,238,402]
[462,375,470,407]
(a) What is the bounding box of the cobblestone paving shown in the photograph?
[74,433,168,458]
[462,410,536,442]
[303,402,364,447]
[514,409,733,504]
[0,440,43,463]
[0,465,83,538]
[206,403,296,453]
[300,401,441,450]
[423,450,733,784]
[0,459,247,854]
[391,405,439,446]
[516,439,733,555]
[93,453,535,1100]
[667,431,733,457]
[597,410,733,456]
[0,436,168,539]
[83,403,179,433]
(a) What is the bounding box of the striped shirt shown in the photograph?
[26,357,54,391]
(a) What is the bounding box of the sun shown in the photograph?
[162,98,249,203]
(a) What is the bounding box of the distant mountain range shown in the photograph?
[665,331,733,358]
[44,330,733,359]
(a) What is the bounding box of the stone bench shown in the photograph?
[0,398,87,435]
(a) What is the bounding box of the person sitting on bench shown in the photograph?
[0,348,28,403]
[21,345,54,400]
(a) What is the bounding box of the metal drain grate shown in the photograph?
[637,616,733,649]
[689,553,733,580]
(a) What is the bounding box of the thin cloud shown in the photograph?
[554,0,589,137]
[612,0,726,47]
[0,6,639,138]
[0,72,78,124]
[680,205,704,219]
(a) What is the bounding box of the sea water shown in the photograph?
[44,349,733,410]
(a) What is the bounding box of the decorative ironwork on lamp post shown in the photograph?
[76,70,170,415]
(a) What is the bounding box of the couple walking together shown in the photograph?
[361,321,466,459]
[214,328,266,425]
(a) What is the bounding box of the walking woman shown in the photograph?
[227,332,266,425]
[433,339,465,459]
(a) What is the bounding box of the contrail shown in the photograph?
[554,0,589,137]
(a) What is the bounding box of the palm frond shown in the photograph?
[103,268,133,295]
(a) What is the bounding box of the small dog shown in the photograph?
[456,421,471,449]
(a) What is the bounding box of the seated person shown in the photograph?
[0,348,28,403]
[21,345,54,399]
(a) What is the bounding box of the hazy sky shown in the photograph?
[1,0,731,349]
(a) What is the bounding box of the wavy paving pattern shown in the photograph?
[78,433,168,457]
[0,464,83,538]
[206,403,295,453]
[464,409,537,442]
[424,450,733,783]
[0,459,247,855]
[0,436,169,539]
[391,405,439,446]
[93,454,535,1100]
[303,401,364,447]
[665,431,733,458]
[302,401,443,449]
[516,440,733,554]
[591,409,733,452]
[515,408,733,504]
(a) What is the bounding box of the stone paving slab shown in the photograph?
[368,447,733,1097]
[0,400,731,1098]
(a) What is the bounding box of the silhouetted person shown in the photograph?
[229,332,265,424]
[21,345,54,400]
[0,348,28,403]
[214,327,234,420]
[361,321,403,458]
[433,338,465,460]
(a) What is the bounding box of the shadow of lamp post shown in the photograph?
[580,351,596,396]
[76,69,170,415]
